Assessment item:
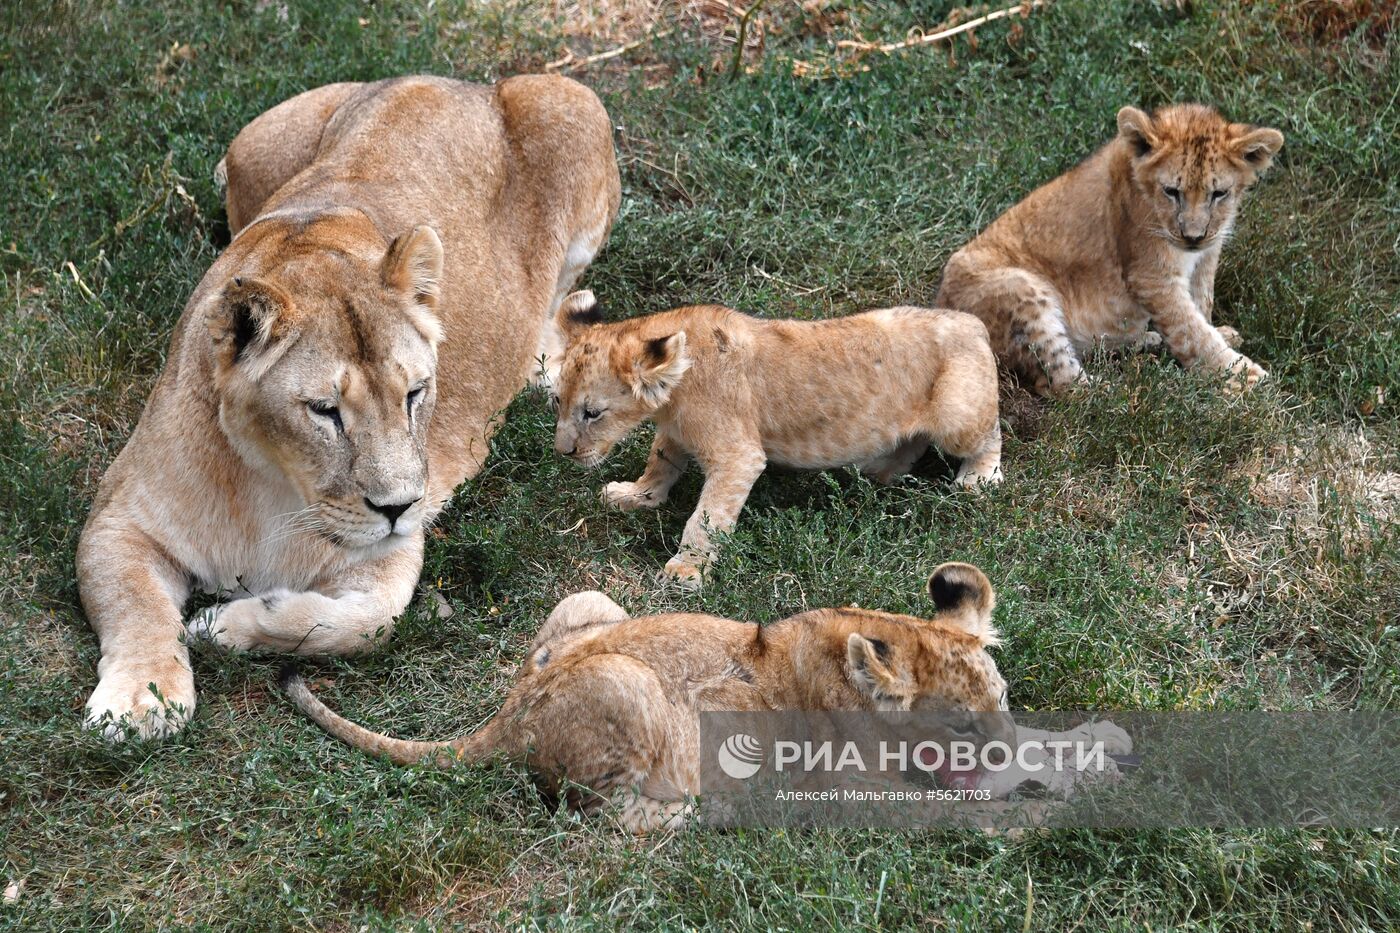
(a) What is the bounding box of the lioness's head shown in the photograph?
[1117,104,1283,252]
[550,290,690,468]
[208,220,445,550]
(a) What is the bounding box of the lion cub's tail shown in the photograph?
[927,563,1000,647]
[279,665,497,767]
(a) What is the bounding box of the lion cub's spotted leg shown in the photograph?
[665,444,767,588]
[603,432,689,510]
[1007,300,1083,396]
[947,265,1084,396]
[188,541,421,655]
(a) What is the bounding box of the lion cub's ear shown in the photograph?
[208,276,293,378]
[1228,124,1284,173]
[556,289,604,340]
[846,633,911,705]
[382,225,444,344]
[628,332,690,407]
[1116,106,1158,158]
[927,563,1000,647]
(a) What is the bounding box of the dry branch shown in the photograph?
[546,26,677,71]
[836,0,1047,56]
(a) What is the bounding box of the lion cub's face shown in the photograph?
[550,292,690,468]
[1117,104,1283,252]
[841,563,1017,764]
[209,225,445,550]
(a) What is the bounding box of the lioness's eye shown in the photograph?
[406,386,425,413]
[308,400,343,432]
[1163,185,1181,200]
[1211,188,1229,201]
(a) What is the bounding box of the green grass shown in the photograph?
[2,0,1398,927]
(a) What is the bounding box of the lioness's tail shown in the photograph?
[279,665,496,766]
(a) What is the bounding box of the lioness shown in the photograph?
[283,563,1130,832]
[549,292,1002,586]
[937,104,1283,395]
[78,76,620,739]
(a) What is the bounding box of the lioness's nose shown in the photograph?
[1182,233,1205,248]
[366,496,419,526]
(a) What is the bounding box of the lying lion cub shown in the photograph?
[938,103,1283,396]
[549,292,1002,586]
[283,564,1128,832]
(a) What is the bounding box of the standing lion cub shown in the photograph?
[550,292,1002,586]
[938,104,1284,396]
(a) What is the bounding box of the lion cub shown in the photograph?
[549,292,1002,586]
[938,104,1284,396]
[285,565,1008,831]
[283,564,1131,831]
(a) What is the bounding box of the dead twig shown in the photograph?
[546,26,676,72]
[836,0,1047,57]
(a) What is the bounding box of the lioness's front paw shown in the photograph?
[85,669,196,741]
[603,481,661,511]
[1223,354,1267,395]
[661,558,704,590]
[185,592,289,652]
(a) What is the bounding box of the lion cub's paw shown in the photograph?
[661,557,704,590]
[953,467,1003,489]
[1223,353,1267,395]
[85,671,196,742]
[1074,720,1133,756]
[1216,325,1243,350]
[603,481,661,511]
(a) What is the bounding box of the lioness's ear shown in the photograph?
[846,633,910,704]
[1230,125,1284,172]
[927,562,999,647]
[382,225,443,307]
[556,289,604,340]
[628,331,690,406]
[382,225,444,345]
[208,276,292,376]
[1117,106,1157,158]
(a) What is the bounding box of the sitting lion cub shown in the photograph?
[937,104,1283,396]
[548,292,1002,586]
[283,563,1130,832]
